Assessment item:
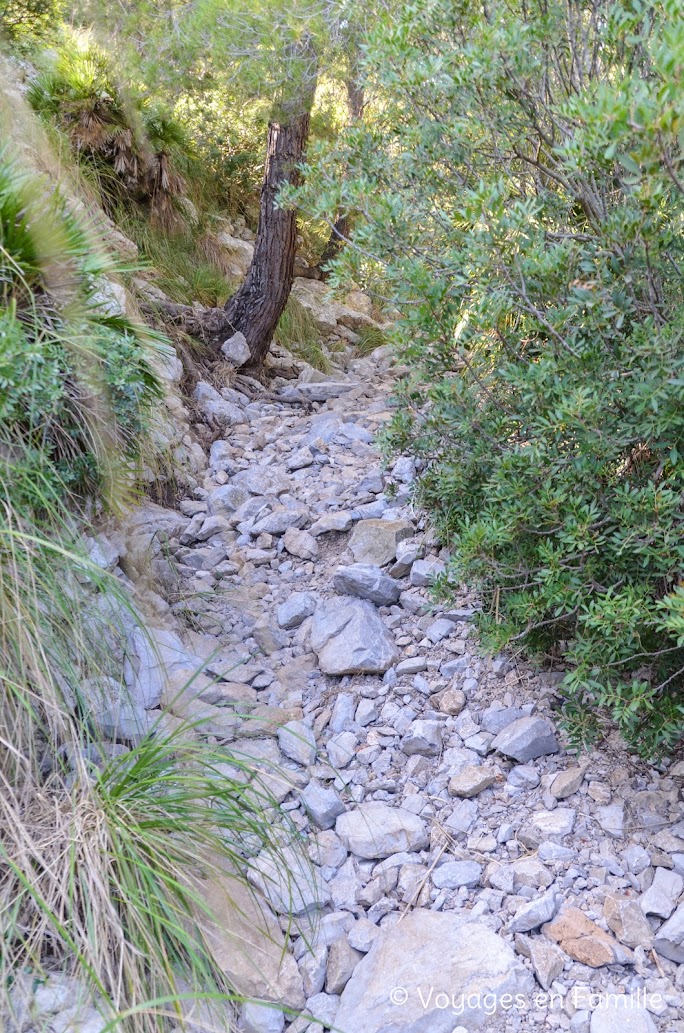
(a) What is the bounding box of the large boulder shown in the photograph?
[291,277,339,334]
[215,231,254,277]
[194,866,305,1010]
[335,911,534,1032]
[310,597,398,675]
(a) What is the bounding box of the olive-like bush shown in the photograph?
[296,0,684,756]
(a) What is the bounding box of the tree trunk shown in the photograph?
[222,110,311,367]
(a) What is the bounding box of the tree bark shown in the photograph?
[222,110,312,367]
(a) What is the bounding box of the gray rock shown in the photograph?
[604,895,654,948]
[249,845,331,915]
[299,942,328,998]
[326,730,358,769]
[589,1004,657,1033]
[325,937,363,995]
[220,331,251,367]
[93,703,155,744]
[653,902,684,962]
[347,918,381,953]
[329,694,357,733]
[480,705,525,736]
[531,809,576,837]
[300,784,346,830]
[507,765,541,789]
[401,720,443,757]
[193,381,246,428]
[333,564,401,606]
[311,598,398,675]
[444,799,478,835]
[622,844,651,875]
[286,445,315,471]
[283,527,319,560]
[336,803,428,859]
[448,766,497,798]
[508,891,559,933]
[492,716,559,763]
[239,1000,284,1033]
[596,803,625,838]
[409,557,446,587]
[251,506,309,535]
[277,720,317,767]
[303,991,340,1029]
[550,767,586,799]
[277,592,317,629]
[335,912,534,1033]
[309,511,354,536]
[640,866,683,919]
[280,382,353,402]
[425,618,453,644]
[432,861,482,889]
[538,841,576,862]
[528,940,565,992]
[396,657,428,675]
[348,519,414,567]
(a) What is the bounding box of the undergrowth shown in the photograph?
[0,147,304,1031]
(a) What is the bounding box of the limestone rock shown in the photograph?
[311,597,398,675]
[283,527,319,560]
[277,592,316,629]
[335,911,534,1033]
[249,845,330,916]
[310,511,354,536]
[401,720,443,758]
[432,861,482,889]
[252,506,309,536]
[589,1004,657,1033]
[220,331,251,367]
[336,803,428,859]
[333,564,401,606]
[528,940,565,991]
[277,720,317,767]
[653,902,684,962]
[196,869,305,1009]
[542,907,634,967]
[492,716,559,763]
[508,891,559,933]
[551,767,585,800]
[325,937,363,995]
[604,895,653,949]
[409,557,446,587]
[448,766,497,798]
[300,784,346,830]
[348,519,414,567]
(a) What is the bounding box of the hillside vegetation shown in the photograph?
[2,0,684,1029]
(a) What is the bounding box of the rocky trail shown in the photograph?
[20,345,684,1033]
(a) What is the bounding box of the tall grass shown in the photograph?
[276,296,332,373]
[0,139,306,1031]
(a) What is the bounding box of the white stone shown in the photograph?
[221,331,251,367]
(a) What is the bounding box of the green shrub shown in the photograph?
[27,30,188,225]
[297,0,684,757]
[0,0,62,46]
